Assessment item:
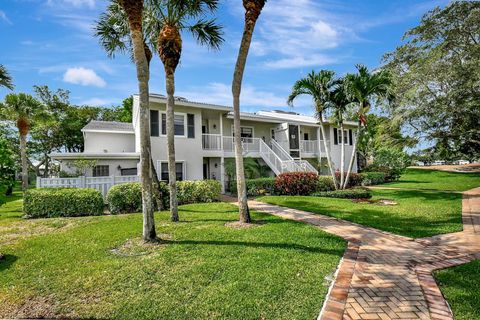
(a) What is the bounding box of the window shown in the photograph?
[161,113,187,136]
[150,110,159,136]
[160,162,184,181]
[333,128,338,145]
[333,128,349,145]
[241,127,253,138]
[121,168,137,176]
[303,133,309,140]
[349,129,353,146]
[187,114,195,138]
[343,130,348,144]
[93,165,109,177]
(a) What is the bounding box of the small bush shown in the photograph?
[177,180,221,204]
[317,176,335,191]
[275,172,318,196]
[230,178,276,196]
[312,188,372,199]
[360,172,387,186]
[107,183,142,214]
[336,172,362,187]
[24,188,104,218]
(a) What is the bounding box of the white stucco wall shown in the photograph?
[60,159,138,177]
[84,132,135,153]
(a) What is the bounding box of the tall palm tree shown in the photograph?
[288,70,339,189]
[115,0,156,241]
[232,0,266,223]
[343,64,393,188]
[0,93,41,191]
[148,0,223,222]
[0,65,14,90]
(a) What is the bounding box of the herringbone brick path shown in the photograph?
[247,187,480,320]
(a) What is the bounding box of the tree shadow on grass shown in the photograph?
[165,239,345,256]
[0,254,17,272]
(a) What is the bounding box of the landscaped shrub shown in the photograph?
[275,172,319,196]
[107,183,142,214]
[360,172,387,186]
[317,176,335,191]
[336,172,362,187]
[24,188,104,218]
[177,180,221,204]
[312,188,372,199]
[230,178,276,196]
[366,148,410,181]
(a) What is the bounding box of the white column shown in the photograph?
[219,112,224,150]
[317,127,322,166]
[220,156,225,194]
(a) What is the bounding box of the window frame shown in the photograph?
[92,165,110,177]
[150,110,159,137]
[157,161,186,182]
[160,112,187,137]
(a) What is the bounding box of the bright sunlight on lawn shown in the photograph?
[0,198,345,320]
[383,168,480,191]
[259,189,463,238]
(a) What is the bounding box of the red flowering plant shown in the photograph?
[274,172,319,195]
[335,172,362,188]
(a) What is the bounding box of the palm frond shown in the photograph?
[188,19,224,50]
[0,64,14,90]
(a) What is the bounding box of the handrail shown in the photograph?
[271,139,293,161]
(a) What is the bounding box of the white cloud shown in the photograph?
[0,10,12,24]
[177,82,288,109]
[248,0,354,69]
[63,67,106,87]
[47,0,96,9]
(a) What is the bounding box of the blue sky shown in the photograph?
[1,0,448,115]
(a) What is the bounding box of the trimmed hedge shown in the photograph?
[106,180,221,213]
[24,188,104,218]
[107,183,142,214]
[317,176,335,191]
[360,172,387,186]
[275,172,319,196]
[230,177,276,196]
[312,188,372,199]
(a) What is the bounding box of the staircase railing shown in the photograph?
[259,139,284,175]
[271,139,294,161]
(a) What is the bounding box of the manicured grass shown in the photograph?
[434,260,480,320]
[259,189,463,238]
[382,168,480,191]
[0,201,345,320]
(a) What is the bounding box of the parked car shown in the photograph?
[415,161,425,166]
[455,160,470,165]
[432,160,446,166]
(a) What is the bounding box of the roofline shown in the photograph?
[81,129,135,134]
[136,94,233,112]
[50,152,140,160]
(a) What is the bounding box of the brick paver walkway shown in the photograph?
[246,187,480,320]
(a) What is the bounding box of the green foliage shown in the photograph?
[383,1,480,160]
[367,148,410,180]
[68,159,98,176]
[231,177,276,196]
[312,188,372,199]
[317,176,335,191]
[0,64,14,90]
[275,172,319,196]
[359,172,387,186]
[106,183,142,214]
[0,134,17,197]
[177,180,221,204]
[24,188,104,218]
[224,157,271,182]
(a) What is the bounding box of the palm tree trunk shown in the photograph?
[165,70,179,222]
[19,133,28,191]
[318,119,338,190]
[340,123,345,189]
[120,0,156,241]
[343,121,361,189]
[232,12,263,223]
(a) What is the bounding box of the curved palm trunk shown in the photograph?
[232,3,264,223]
[343,121,361,189]
[340,122,345,189]
[318,118,338,190]
[165,71,179,222]
[19,133,28,191]
[120,0,156,241]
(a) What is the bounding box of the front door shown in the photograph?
[289,125,299,150]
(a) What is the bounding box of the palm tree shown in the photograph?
[232,0,267,223]
[148,0,223,222]
[0,65,14,90]
[0,93,41,191]
[114,0,156,241]
[343,64,393,188]
[288,70,339,189]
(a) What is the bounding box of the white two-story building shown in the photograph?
[51,94,358,193]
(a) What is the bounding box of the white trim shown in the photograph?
[230,125,255,138]
[157,160,186,180]
[50,152,140,160]
[160,111,188,138]
[81,129,135,134]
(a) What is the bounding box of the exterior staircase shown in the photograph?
[257,139,318,175]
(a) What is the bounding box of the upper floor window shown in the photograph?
[150,110,159,137]
[156,112,195,137]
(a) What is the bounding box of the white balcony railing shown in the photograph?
[218,136,260,153]
[300,140,318,154]
[202,134,222,150]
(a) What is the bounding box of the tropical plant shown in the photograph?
[0,93,42,191]
[231,0,267,223]
[287,70,339,189]
[0,64,14,90]
[342,65,393,189]
[101,0,156,241]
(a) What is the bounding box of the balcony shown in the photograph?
[202,134,260,154]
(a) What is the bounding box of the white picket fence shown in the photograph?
[36,175,140,199]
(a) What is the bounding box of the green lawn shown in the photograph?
[382,168,480,191]
[258,189,463,238]
[0,199,345,320]
[434,260,480,320]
